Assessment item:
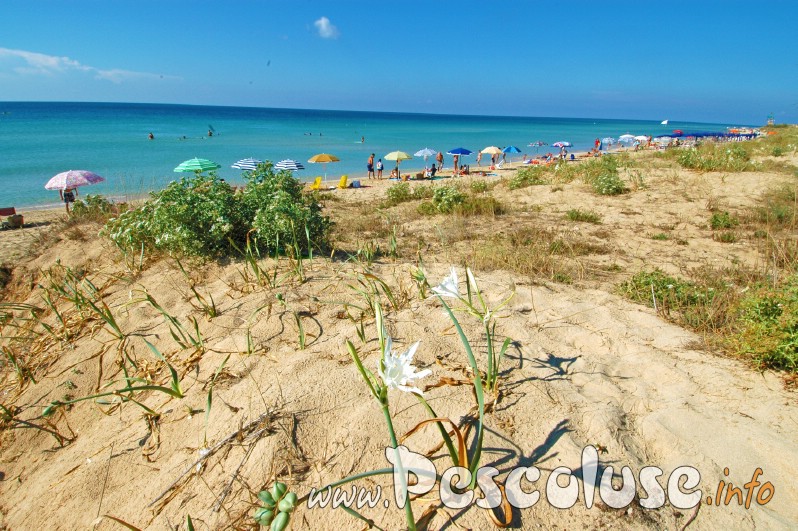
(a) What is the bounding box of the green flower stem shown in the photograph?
[437,295,485,488]
[346,340,379,399]
[381,398,416,531]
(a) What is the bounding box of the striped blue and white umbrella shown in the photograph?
[231,158,263,170]
[274,159,305,171]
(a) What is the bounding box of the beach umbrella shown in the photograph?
[275,159,305,171]
[501,145,522,163]
[414,147,437,169]
[44,169,105,190]
[231,158,263,170]
[174,157,221,173]
[385,151,412,176]
[601,137,616,145]
[480,146,502,165]
[551,141,571,148]
[618,134,635,143]
[634,135,649,142]
[447,147,473,156]
[308,153,340,178]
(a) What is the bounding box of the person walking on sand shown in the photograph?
[436,151,444,171]
[477,151,482,167]
[60,187,77,214]
[367,153,375,179]
[376,158,384,179]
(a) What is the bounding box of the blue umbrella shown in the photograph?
[447,147,473,156]
[275,159,305,171]
[502,146,521,153]
[231,158,263,170]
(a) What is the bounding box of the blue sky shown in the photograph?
[1,0,796,124]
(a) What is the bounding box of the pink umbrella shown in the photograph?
[44,170,106,190]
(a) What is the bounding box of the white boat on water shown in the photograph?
[661,119,669,125]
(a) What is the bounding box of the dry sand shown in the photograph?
[0,154,796,530]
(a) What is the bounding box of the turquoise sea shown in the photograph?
[0,102,741,209]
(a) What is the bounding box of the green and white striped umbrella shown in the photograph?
[174,157,221,173]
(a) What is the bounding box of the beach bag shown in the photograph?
[351,180,361,188]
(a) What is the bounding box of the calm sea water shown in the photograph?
[0,102,739,209]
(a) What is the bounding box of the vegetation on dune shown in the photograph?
[621,268,798,372]
[102,163,331,259]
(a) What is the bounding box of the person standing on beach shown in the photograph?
[477,151,482,166]
[436,151,444,171]
[376,158,384,179]
[367,153,375,179]
[453,154,460,175]
[60,187,77,214]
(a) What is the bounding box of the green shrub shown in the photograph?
[710,211,739,230]
[673,144,753,172]
[651,233,669,240]
[411,185,434,200]
[432,186,466,213]
[71,194,120,221]
[772,146,785,157]
[619,269,730,329]
[592,173,625,195]
[470,180,489,194]
[455,195,505,216]
[566,209,601,224]
[385,182,412,205]
[736,275,798,371]
[417,201,437,216]
[509,167,547,189]
[714,231,738,243]
[385,183,434,206]
[103,164,330,258]
[756,185,797,227]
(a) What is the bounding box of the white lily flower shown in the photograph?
[431,267,461,299]
[378,337,431,395]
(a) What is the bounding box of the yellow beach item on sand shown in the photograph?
[309,176,322,190]
[337,175,348,189]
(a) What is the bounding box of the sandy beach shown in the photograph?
[1,141,797,530]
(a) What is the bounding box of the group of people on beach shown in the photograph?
[366,153,385,179]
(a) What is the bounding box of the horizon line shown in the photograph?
[0,99,760,128]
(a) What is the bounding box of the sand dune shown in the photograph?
[1,155,796,530]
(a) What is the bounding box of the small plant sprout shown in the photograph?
[253,481,298,530]
[41,339,184,418]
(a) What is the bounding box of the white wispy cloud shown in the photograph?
[314,16,339,39]
[0,47,179,83]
